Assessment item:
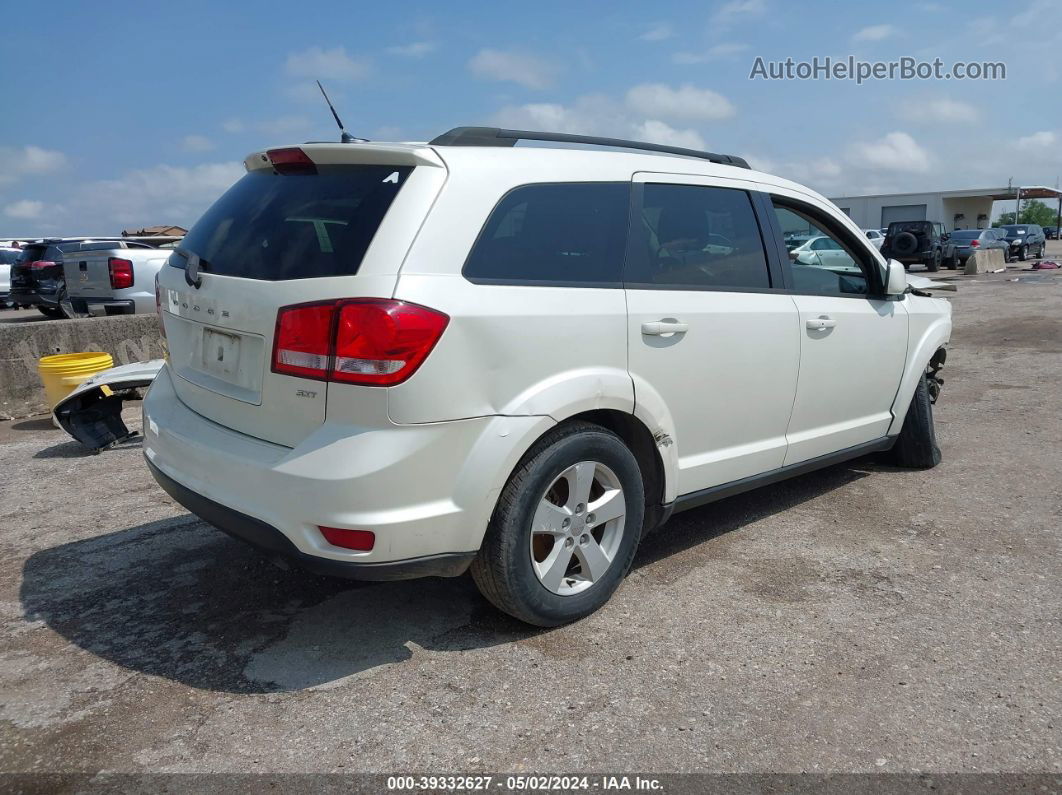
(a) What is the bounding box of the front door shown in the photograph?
[770,198,909,465]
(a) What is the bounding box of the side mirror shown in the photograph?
[885,259,907,296]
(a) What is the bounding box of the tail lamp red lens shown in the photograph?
[266,147,317,175]
[29,260,56,269]
[970,239,980,248]
[271,299,448,386]
[319,527,375,551]
[108,257,134,289]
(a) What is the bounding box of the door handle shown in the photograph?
[641,320,689,336]
[806,316,837,330]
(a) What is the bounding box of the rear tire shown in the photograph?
[37,306,64,319]
[471,421,645,627]
[926,250,940,272]
[891,372,941,469]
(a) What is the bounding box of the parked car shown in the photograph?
[10,238,153,317]
[880,221,948,271]
[996,224,1046,261]
[0,247,20,307]
[1044,226,1058,240]
[863,228,885,249]
[944,228,1010,268]
[64,245,171,316]
[144,127,952,626]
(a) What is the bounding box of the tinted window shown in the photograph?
[172,165,412,281]
[950,230,980,240]
[774,203,871,296]
[15,244,62,264]
[631,184,770,289]
[463,183,629,285]
[0,250,20,265]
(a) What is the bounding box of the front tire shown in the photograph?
[926,250,940,272]
[1019,245,1028,261]
[892,372,941,469]
[471,422,645,627]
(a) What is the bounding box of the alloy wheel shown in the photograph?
[529,461,626,596]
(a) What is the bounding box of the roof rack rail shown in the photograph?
[428,126,750,169]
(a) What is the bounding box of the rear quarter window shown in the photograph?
[171,165,413,280]
[463,182,630,286]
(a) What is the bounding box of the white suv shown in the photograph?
[144,127,952,626]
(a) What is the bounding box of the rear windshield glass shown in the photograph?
[15,245,53,264]
[950,230,981,239]
[171,165,413,280]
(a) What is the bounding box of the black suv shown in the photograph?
[10,238,145,318]
[996,224,1046,260]
[880,221,948,272]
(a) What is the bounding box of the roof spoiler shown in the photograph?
[429,126,750,169]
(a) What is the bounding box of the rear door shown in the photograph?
[768,196,909,464]
[157,146,446,447]
[625,174,800,495]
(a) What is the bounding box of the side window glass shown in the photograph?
[773,203,871,296]
[632,184,771,289]
[463,182,630,285]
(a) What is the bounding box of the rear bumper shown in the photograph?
[142,365,550,576]
[146,459,475,580]
[71,297,135,316]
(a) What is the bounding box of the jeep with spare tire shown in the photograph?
[880,221,948,272]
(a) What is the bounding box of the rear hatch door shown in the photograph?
[157,144,446,447]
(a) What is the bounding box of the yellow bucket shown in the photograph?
[38,352,115,411]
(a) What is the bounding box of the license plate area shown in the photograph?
[202,328,241,380]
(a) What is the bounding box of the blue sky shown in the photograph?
[2,0,1060,236]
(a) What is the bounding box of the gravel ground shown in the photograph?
[0,261,1059,778]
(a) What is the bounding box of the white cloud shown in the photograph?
[713,0,766,24]
[386,41,436,58]
[673,43,749,64]
[181,134,215,152]
[852,24,897,42]
[632,120,705,150]
[467,48,560,90]
[221,119,245,134]
[4,200,45,220]
[284,46,371,82]
[639,22,673,41]
[0,145,67,185]
[848,131,931,173]
[625,83,736,121]
[1017,130,1057,149]
[898,97,978,124]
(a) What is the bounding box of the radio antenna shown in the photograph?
[316,80,366,143]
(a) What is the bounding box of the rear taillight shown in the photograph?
[266,147,317,175]
[970,240,980,248]
[29,260,56,269]
[108,257,134,289]
[271,299,448,386]
[271,302,335,379]
[319,526,375,551]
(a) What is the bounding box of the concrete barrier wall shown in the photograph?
[965,248,1006,275]
[0,315,165,418]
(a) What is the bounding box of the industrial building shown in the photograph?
[828,186,1062,231]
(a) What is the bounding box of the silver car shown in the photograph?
[945,228,1010,269]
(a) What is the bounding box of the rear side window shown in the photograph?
[171,165,412,280]
[463,182,630,286]
[629,184,771,289]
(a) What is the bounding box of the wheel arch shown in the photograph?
[888,315,951,436]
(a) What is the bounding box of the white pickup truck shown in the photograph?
[64,244,173,316]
